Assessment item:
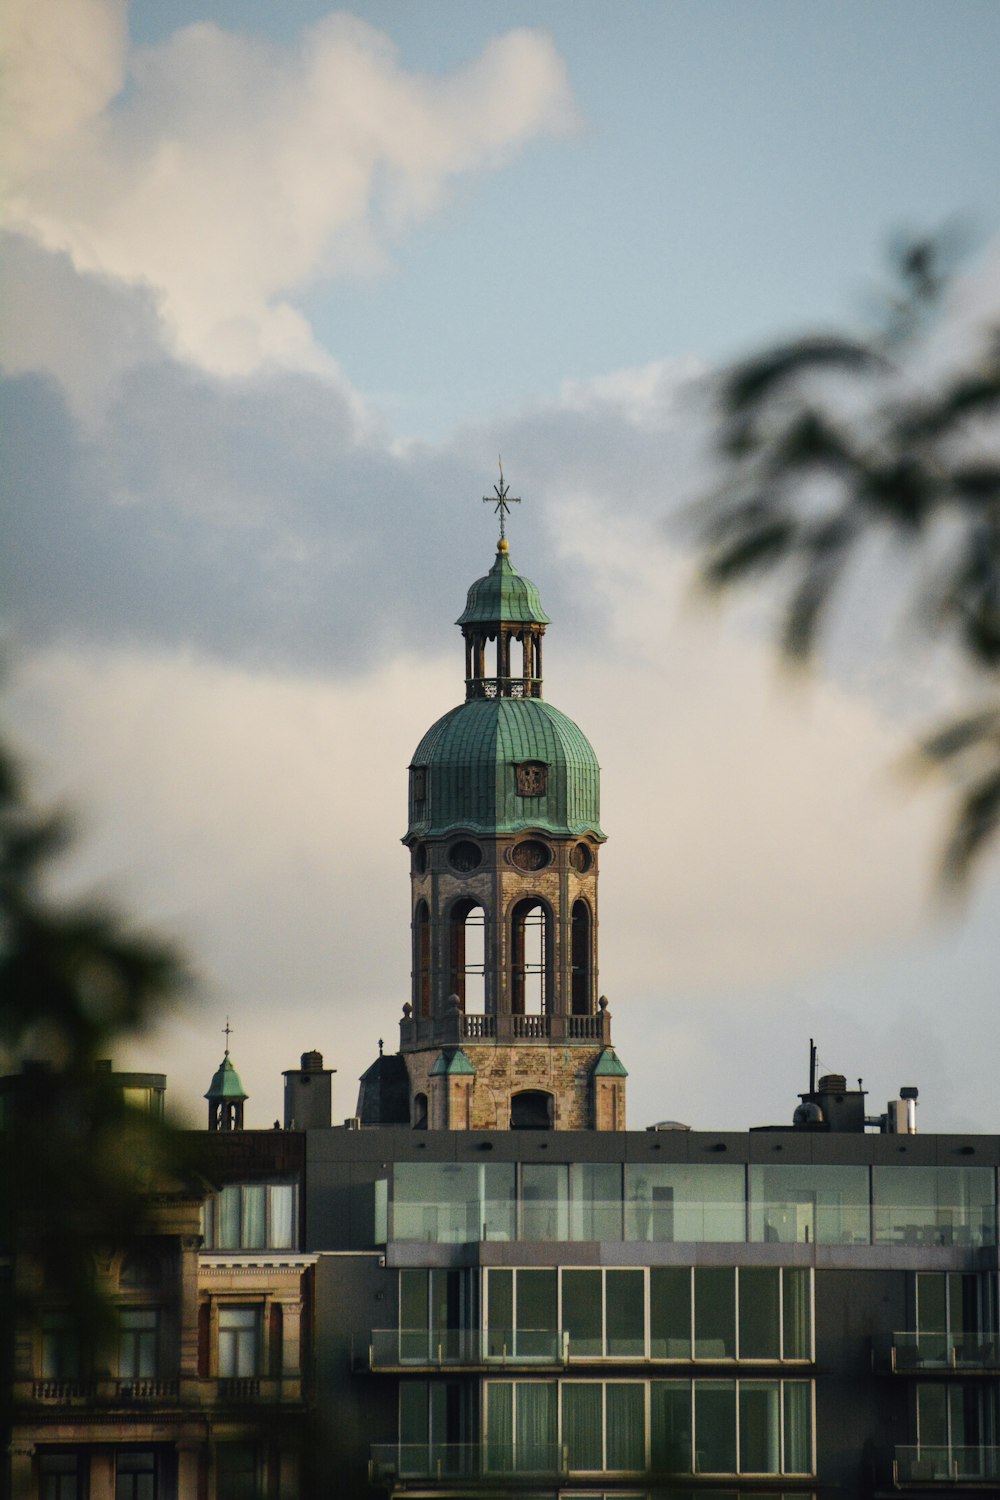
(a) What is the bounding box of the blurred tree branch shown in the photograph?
[693,237,1000,883]
[0,732,194,1347]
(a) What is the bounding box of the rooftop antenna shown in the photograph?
[809,1038,816,1095]
[483,457,521,548]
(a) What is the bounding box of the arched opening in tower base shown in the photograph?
[510,1090,554,1130]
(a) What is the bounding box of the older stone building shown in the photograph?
[368,490,626,1134]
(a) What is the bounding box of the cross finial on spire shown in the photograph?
[483,456,520,548]
[222,1016,233,1054]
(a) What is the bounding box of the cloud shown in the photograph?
[2,4,577,375]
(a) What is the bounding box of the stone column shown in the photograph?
[280,1300,303,1379]
[8,1441,35,1500]
[89,1451,115,1500]
[176,1441,204,1498]
[178,1235,201,1399]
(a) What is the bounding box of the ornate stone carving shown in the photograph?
[512,838,550,871]
[515,760,547,796]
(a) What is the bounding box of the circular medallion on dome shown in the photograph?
[512,839,551,871]
[570,842,593,873]
[448,840,483,873]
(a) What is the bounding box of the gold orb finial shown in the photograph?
[498,537,509,553]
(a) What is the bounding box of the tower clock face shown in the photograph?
[448,840,483,872]
[512,838,551,871]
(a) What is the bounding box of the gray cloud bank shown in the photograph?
[3,236,710,676]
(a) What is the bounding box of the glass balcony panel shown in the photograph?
[874,1166,996,1249]
[626,1165,745,1243]
[750,1164,870,1246]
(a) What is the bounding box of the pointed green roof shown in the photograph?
[456,545,550,627]
[429,1047,477,1077]
[592,1048,628,1078]
[204,1052,248,1102]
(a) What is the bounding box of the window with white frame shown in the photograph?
[480,1266,813,1363]
[484,1378,814,1476]
[201,1181,297,1250]
[218,1306,261,1378]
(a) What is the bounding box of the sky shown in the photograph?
[3,0,1000,1133]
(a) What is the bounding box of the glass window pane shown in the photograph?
[782,1380,813,1473]
[521,1165,569,1241]
[563,1383,603,1470]
[739,1382,780,1472]
[487,1383,513,1471]
[241,1185,265,1248]
[626,1165,745,1243]
[563,1269,602,1357]
[874,1167,995,1249]
[651,1267,691,1359]
[694,1268,735,1359]
[517,1270,558,1359]
[750,1165,870,1245]
[218,1185,240,1249]
[482,1163,517,1241]
[399,1270,429,1360]
[400,1380,428,1444]
[268,1184,294,1248]
[401,1269,429,1332]
[487,1269,513,1358]
[694,1381,736,1472]
[606,1270,645,1357]
[739,1269,780,1360]
[606,1383,645,1471]
[516,1382,557,1470]
[782,1269,812,1361]
[570,1164,622,1240]
[651,1380,692,1472]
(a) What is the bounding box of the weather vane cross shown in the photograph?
[222,1017,233,1052]
[483,456,520,543]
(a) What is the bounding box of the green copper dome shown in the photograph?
[407,697,604,840]
[456,547,551,627]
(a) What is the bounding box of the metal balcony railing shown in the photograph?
[894,1446,1000,1487]
[370,1442,568,1483]
[891,1332,1000,1373]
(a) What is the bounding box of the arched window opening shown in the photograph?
[414,901,431,1018]
[571,900,592,1015]
[413,1093,428,1130]
[510,1090,554,1130]
[510,899,551,1015]
[449,899,485,1013]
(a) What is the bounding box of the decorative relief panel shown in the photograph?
[515,761,547,797]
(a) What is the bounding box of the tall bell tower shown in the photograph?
[394,470,626,1131]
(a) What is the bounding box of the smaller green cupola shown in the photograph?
[205,1043,248,1132]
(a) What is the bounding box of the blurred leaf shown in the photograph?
[690,234,1000,883]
